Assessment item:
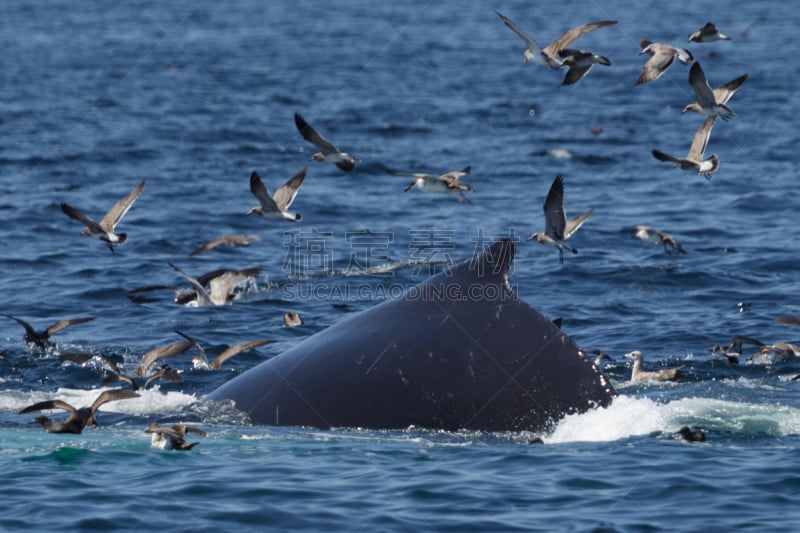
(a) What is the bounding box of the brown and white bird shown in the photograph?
[528,175,594,264]
[59,352,121,374]
[688,22,730,43]
[624,350,685,382]
[60,179,145,252]
[136,331,205,377]
[652,116,719,177]
[20,389,139,434]
[635,38,694,85]
[633,225,686,254]
[103,364,184,391]
[5,314,95,349]
[247,167,306,221]
[392,166,474,203]
[686,62,736,120]
[496,11,616,78]
[192,339,276,370]
[146,422,206,451]
[294,113,358,171]
[683,72,747,115]
[168,262,261,306]
[190,234,261,256]
[283,311,303,327]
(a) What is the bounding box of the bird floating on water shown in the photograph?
[624,350,685,382]
[146,422,207,450]
[283,311,303,327]
[60,179,145,252]
[528,175,595,264]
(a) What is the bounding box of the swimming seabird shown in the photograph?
[689,22,730,43]
[59,352,120,374]
[168,262,261,306]
[635,38,694,85]
[528,175,595,264]
[192,339,276,370]
[190,234,261,256]
[652,116,719,178]
[683,73,747,115]
[5,314,95,349]
[624,350,685,382]
[687,63,736,120]
[20,389,140,434]
[294,113,358,171]
[677,426,706,442]
[60,179,145,252]
[283,311,303,327]
[146,422,206,451]
[495,12,617,78]
[247,167,307,221]
[633,225,686,254]
[393,166,475,203]
[136,331,205,377]
[708,335,765,364]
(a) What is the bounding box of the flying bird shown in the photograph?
[652,116,719,177]
[136,331,205,377]
[19,389,139,434]
[391,166,475,203]
[103,364,184,391]
[168,262,261,306]
[59,352,121,374]
[496,11,616,76]
[192,339,276,370]
[624,350,685,382]
[687,62,736,120]
[190,234,261,256]
[60,179,145,252]
[528,175,595,264]
[635,38,693,85]
[5,314,95,349]
[247,167,306,221]
[683,73,747,115]
[295,113,358,171]
[689,22,730,43]
[558,48,614,85]
[633,225,686,254]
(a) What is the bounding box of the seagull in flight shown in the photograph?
[528,175,595,264]
[247,167,306,221]
[633,225,686,254]
[683,71,747,116]
[652,117,719,178]
[496,11,617,76]
[295,113,358,171]
[687,62,736,120]
[635,38,694,85]
[190,234,261,256]
[60,179,145,252]
[689,22,730,43]
[389,165,475,203]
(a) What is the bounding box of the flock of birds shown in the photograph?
[5,12,798,447]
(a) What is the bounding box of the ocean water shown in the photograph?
[1,0,799,531]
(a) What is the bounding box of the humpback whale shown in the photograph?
[207,239,616,432]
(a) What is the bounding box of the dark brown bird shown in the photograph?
[190,234,261,256]
[678,426,706,442]
[136,331,205,377]
[192,339,277,370]
[59,352,120,374]
[20,389,139,434]
[5,314,95,349]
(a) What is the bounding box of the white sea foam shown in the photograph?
[2,386,197,416]
[547,395,800,443]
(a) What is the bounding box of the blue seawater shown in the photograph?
[1,1,799,531]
